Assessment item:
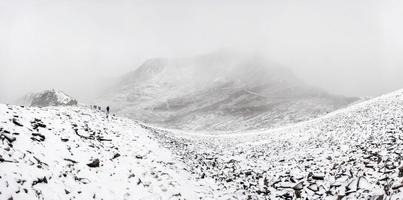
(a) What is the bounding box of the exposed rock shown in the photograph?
[87,159,100,168]
[32,177,48,186]
[31,133,45,142]
[112,153,121,159]
[12,118,23,127]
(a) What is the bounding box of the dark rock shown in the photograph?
[372,195,384,200]
[31,119,47,130]
[64,158,78,164]
[12,118,23,127]
[112,153,121,159]
[32,177,48,186]
[312,174,325,180]
[87,159,100,168]
[293,182,304,190]
[33,156,48,167]
[0,156,14,163]
[99,138,112,142]
[74,177,90,184]
[398,166,403,177]
[31,133,45,142]
[244,171,253,176]
[3,135,16,143]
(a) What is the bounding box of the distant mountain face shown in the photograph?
[101,52,358,131]
[17,89,78,107]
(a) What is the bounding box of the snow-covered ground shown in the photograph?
[0,105,213,199]
[144,89,403,199]
[1,89,403,199]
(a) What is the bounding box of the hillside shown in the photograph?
[144,89,403,199]
[101,52,357,131]
[0,104,213,199]
[2,89,402,199]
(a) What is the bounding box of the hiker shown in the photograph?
[106,106,110,118]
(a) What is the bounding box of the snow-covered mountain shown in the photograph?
[1,89,403,199]
[16,89,78,107]
[100,52,358,131]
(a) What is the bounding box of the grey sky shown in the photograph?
[0,0,402,103]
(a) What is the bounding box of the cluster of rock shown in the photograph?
[144,89,403,199]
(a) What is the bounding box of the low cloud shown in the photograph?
[0,0,402,103]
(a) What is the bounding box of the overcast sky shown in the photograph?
[0,0,402,103]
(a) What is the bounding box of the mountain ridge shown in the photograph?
[100,52,358,131]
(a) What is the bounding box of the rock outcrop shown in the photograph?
[17,89,78,107]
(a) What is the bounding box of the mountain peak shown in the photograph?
[17,89,78,107]
[101,52,358,131]
[120,58,168,85]
[121,51,303,90]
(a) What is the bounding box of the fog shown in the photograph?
[0,0,402,103]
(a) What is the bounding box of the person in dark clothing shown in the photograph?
[106,106,110,118]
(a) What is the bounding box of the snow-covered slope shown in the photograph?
[143,89,403,199]
[16,89,78,107]
[0,104,213,200]
[2,88,402,199]
[101,51,357,131]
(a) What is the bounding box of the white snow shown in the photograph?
[0,105,213,199]
[143,89,403,199]
[1,88,403,199]
[51,89,75,105]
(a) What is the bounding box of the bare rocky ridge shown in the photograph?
[101,52,358,131]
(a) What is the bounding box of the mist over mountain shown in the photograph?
[100,52,358,131]
[2,1,403,199]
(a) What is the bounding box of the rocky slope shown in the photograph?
[0,104,213,200]
[143,89,403,199]
[2,89,402,199]
[16,89,78,107]
[101,52,357,131]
